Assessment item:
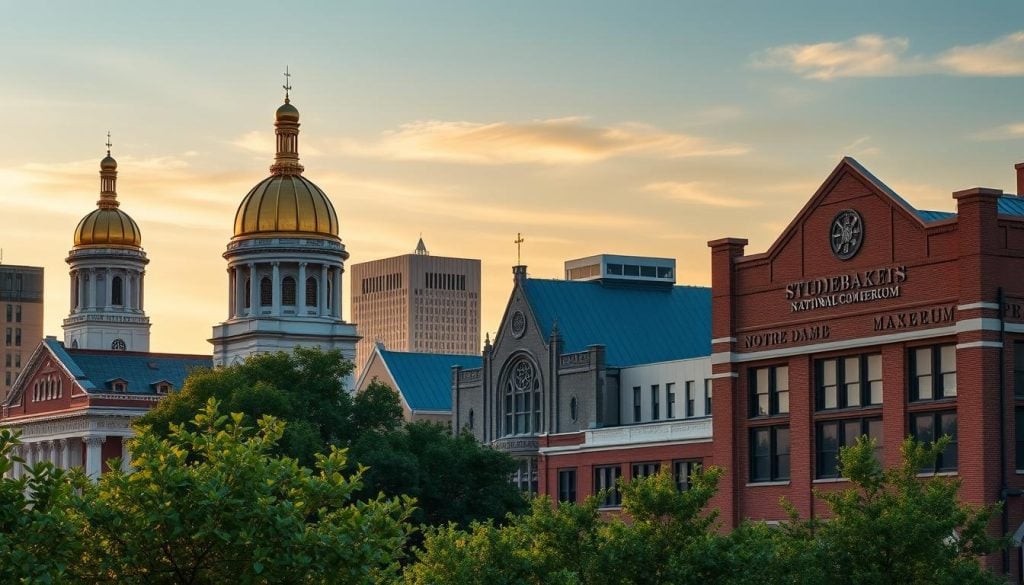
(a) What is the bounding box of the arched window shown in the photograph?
[305,277,318,307]
[504,359,541,436]
[71,339,79,349]
[260,277,272,306]
[244,279,251,309]
[326,278,333,310]
[468,409,475,431]
[570,396,578,422]
[111,338,127,351]
[282,277,296,306]
[111,276,124,306]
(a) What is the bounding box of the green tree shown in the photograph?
[0,430,89,584]
[772,436,1008,585]
[75,399,413,584]
[140,349,402,466]
[351,422,526,528]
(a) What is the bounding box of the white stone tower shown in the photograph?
[63,141,151,351]
[210,78,359,368]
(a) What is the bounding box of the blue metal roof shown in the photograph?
[916,209,957,222]
[522,279,711,367]
[999,196,1024,217]
[377,349,480,411]
[46,338,211,395]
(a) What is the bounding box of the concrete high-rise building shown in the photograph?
[351,239,480,376]
[0,265,43,401]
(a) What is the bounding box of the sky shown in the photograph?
[2,1,1024,355]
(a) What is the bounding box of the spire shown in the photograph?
[270,67,304,176]
[98,132,119,209]
[415,235,429,255]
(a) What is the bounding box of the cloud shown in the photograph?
[336,117,749,165]
[834,136,881,158]
[754,31,1024,80]
[938,31,1024,76]
[644,181,755,208]
[972,122,1024,141]
[753,35,922,80]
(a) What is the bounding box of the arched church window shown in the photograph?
[111,338,127,351]
[244,279,251,309]
[504,359,541,436]
[570,396,578,422]
[282,277,296,306]
[260,278,272,306]
[71,339,79,349]
[111,276,124,306]
[305,277,318,307]
[468,409,475,431]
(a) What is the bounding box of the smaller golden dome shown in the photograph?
[74,208,142,247]
[276,102,299,123]
[100,155,117,170]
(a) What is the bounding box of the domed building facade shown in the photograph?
[209,92,359,369]
[62,148,152,351]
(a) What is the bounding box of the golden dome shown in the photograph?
[233,173,338,238]
[276,102,299,123]
[74,150,142,248]
[74,208,142,247]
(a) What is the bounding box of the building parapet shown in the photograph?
[540,417,712,454]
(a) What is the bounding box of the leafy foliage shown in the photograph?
[77,399,414,584]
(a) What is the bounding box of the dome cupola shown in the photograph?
[74,136,142,248]
[232,71,339,240]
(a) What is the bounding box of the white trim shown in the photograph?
[539,437,713,456]
[812,477,848,484]
[410,409,451,416]
[917,471,958,478]
[746,481,790,487]
[955,318,1002,333]
[956,341,1003,350]
[715,325,958,364]
[710,372,739,379]
[711,337,736,344]
[0,406,152,427]
[957,302,999,311]
[1006,323,1024,334]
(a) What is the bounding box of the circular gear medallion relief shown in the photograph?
[830,209,864,260]
[511,310,527,338]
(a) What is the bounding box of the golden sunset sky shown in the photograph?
[3,1,1024,354]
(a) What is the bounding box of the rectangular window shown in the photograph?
[632,462,661,480]
[4,305,10,322]
[14,305,20,323]
[750,365,789,417]
[816,354,882,410]
[651,385,660,421]
[750,425,790,482]
[558,468,577,503]
[14,329,20,347]
[4,328,9,347]
[704,379,713,415]
[594,465,622,507]
[910,345,956,401]
[673,460,701,491]
[14,353,19,368]
[607,263,623,275]
[666,383,675,418]
[1016,343,1024,397]
[685,381,696,417]
[816,417,883,479]
[633,386,642,422]
[1016,408,1024,471]
[4,354,9,367]
[511,457,539,494]
[4,371,9,386]
[911,411,957,472]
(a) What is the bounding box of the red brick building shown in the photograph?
[710,157,1024,578]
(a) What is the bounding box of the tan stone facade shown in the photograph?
[352,250,480,376]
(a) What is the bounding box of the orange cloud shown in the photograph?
[644,181,755,208]
[336,117,749,164]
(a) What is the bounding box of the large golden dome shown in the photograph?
[75,208,142,247]
[233,174,338,238]
[232,94,339,240]
[74,151,142,248]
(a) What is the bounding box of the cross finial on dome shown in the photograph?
[283,66,292,103]
[105,131,112,156]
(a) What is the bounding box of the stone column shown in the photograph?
[272,262,281,316]
[320,265,328,317]
[59,439,70,470]
[121,439,132,472]
[139,271,145,310]
[69,271,75,312]
[84,436,104,480]
[332,266,342,318]
[89,269,98,310]
[298,263,307,316]
[105,268,112,309]
[124,270,133,310]
[234,267,245,318]
[249,263,259,315]
[78,271,86,311]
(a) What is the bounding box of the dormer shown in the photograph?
[150,380,173,395]
[106,378,129,393]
